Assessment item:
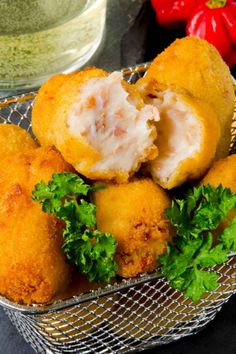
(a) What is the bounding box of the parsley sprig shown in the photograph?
[159,185,236,301]
[32,173,117,282]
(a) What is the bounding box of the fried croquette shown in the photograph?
[0,146,73,304]
[137,80,220,189]
[201,154,236,192]
[0,124,37,156]
[94,178,172,278]
[146,36,235,159]
[201,154,236,237]
[32,68,159,183]
[31,73,69,146]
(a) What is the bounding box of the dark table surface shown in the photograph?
[0,1,235,353]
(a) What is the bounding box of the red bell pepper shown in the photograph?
[151,0,205,29]
[151,0,236,67]
[186,0,236,67]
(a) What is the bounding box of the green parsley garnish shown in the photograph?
[32,173,117,282]
[159,185,236,302]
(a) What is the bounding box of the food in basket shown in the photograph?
[0,36,235,305]
[94,178,172,277]
[136,81,220,189]
[146,36,235,159]
[0,124,38,156]
[32,172,117,283]
[32,68,159,183]
[0,146,73,304]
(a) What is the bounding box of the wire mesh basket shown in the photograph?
[0,63,235,354]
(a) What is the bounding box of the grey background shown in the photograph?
[0,1,235,353]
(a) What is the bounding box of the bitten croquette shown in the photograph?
[146,37,235,159]
[32,68,159,183]
[136,80,220,189]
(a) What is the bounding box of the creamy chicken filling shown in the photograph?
[149,90,201,182]
[67,72,160,173]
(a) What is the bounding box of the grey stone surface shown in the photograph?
[0,310,30,353]
[0,1,235,353]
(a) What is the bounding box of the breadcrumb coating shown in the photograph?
[32,68,159,183]
[0,124,38,156]
[0,146,73,304]
[136,80,220,189]
[201,154,236,192]
[95,178,172,278]
[201,154,236,237]
[147,36,235,159]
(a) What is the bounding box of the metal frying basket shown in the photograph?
[0,63,235,354]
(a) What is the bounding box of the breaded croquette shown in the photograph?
[146,37,235,159]
[201,154,236,236]
[32,68,159,183]
[201,154,236,192]
[136,80,220,189]
[31,73,69,146]
[0,146,73,304]
[0,124,37,156]
[94,178,172,278]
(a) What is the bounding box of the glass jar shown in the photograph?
[0,0,107,90]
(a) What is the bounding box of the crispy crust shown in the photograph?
[95,178,172,278]
[201,154,236,239]
[146,36,235,159]
[32,68,158,182]
[0,146,73,304]
[32,68,110,169]
[201,154,236,192]
[0,124,38,155]
[137,79,221,189]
